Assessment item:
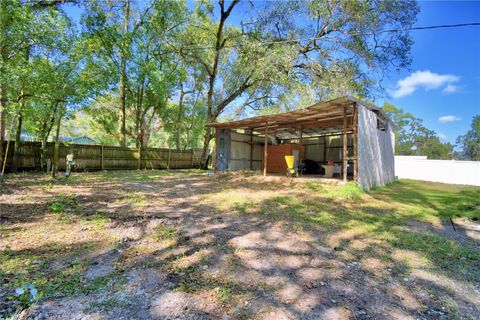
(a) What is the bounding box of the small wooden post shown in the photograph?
[101,145,104,170]
[191,149,195,168]
[342,106,348,182]
[249,129,253,170]
[167,149,171,170]
[353,103,358,182]
[323,136,327,162]
[263,124,268,177]
[299,125,303,163]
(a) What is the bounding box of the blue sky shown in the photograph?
[380,1,480,144]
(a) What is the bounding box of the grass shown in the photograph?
[201,178,480,283]
[0,244,122,309]
[125,193,147,206]
[174,263,240,306]
[153,224,178,242]
[48,194,79,214]
[370,179,480,220]
[2,171,479,317]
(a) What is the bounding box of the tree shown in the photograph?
[1,0,75,171]
[81,0,185,149]
[178,0,419,166]
[1,0,422,173]
[383,102,453,159]
[456,115,480,160]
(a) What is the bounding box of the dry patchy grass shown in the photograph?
[1,170,479,319]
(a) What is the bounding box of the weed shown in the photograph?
[199,256,210,265]
[48,201,65,213]
[153,225,177,241]
[233,202,246,213]
[174,264,239,306]
[125,193,146,206]
[304,181,324,192]
[81,214,110,227]
[13,284,38,308]
[337,182,363,200]
[43,183,54,192]
[48,194,79,214]
[215,286,232,304]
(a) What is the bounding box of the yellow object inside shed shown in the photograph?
[285,155,295,169]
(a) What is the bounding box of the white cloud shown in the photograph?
[443,84,458,93]
[389,70,460,98]
[438,115,461,124]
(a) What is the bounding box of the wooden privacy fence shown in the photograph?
[2,141,204,172]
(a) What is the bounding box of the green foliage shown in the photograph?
[13,284,38,308]
[383,102,454,159]
[81,213,111,227]
[388,230,480,281]
[2,0,419,161]
[456,115,480,160]
[48,194,79,214]
[370,179,480,220]
[202,175,480,283]
[48,201,65,213]
[0,242,122,317]
[153,225,177,241]
[337,183,364,200]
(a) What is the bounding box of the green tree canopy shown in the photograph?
[383,102,454,160]
[456,115,480,160]
[1,0,422,172]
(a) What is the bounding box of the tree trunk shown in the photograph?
[176,87,186,150]
[0,58,6,168]
[12,47,29,173]
[40,102,58,171]
[0,1,6,167]
[52,111,62,178]
[40,136,48,172]
[201,0,239,167]
[201,127,212,169]
[119,0,130,147]
[12,112,22,172]
[0,83,5,168]
[119,59,127,147]
[135,71,146,149]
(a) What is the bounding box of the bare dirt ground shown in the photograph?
[1,171,479,320]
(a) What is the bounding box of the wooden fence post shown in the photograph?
[263,124,268,177]
[167,149,171,170]
[191,149,195,168]
[101,145,104,170]
[249,130,253,170]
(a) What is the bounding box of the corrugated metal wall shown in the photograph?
[357,104,395,190]
[228,131,263,171]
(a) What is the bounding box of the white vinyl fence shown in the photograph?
[394,156,480,186]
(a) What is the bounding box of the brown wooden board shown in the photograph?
[1,141,203,172]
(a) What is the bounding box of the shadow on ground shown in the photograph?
[1,171,479,319]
